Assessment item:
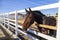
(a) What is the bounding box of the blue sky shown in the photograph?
[0,0,58,15]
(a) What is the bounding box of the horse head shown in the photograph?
[22,8,34,31]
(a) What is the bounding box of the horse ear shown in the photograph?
[29,8,32,12]
[25,9,28,12]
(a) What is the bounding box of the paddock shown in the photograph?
[0,2,60,40]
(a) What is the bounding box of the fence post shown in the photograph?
[1,14,3,24]
[56,1,60,40]
[4,13,5,27]
[15,11,18,35]
[7,13,10,29]
[0,14,2,23]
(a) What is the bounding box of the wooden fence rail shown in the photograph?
[4,18,57,30]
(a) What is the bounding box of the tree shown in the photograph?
[55,13,58,17]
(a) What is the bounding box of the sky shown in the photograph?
[0,0,58,15]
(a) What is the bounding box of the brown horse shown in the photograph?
[22,8,45,31]
[22,8,56,35]
[23,8,56,37]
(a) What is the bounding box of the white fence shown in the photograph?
[0,2,60,40]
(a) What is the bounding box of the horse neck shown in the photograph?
[33,12,45,24]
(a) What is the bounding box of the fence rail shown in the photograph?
[4,18,57,30]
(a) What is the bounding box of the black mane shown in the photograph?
[33,11,46,16]
[32,11,45,24]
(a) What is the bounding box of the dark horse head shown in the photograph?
[22,8,45,31]
[22,8,56,31]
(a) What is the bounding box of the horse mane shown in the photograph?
[29,10,45,24]
[32,11,46,17]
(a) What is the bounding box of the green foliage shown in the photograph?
[55,13,58,17]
